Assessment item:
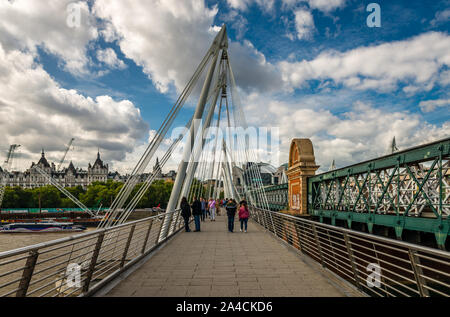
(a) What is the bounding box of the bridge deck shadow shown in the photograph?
[104,209,360,297]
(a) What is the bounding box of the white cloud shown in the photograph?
[0,43,148,173]
[0,0,99,75]
[227,0,275,12]
[305,0,346,12]
[93,0,281,94]
[294,9,315,40]
[430,9,450,26]
[282,0,347,12]
[221,10,249,40]
[96,48,127,70]
[227,0,251,11]
[279,32,450,92]
[419,98,450,112]
[93,0,218,94]
[242,93,449,171]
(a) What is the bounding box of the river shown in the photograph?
[0,228,98,253]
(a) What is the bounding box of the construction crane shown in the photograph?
[57,138,74,172]
[0,144,21,208]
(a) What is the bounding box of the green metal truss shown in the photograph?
[308,137,450,248]
[247,183,288,211]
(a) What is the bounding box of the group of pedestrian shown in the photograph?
[180,196,250,233]
[224,198,249,233]
[181,197,220,232]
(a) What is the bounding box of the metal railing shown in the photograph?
[251,207,450,297]
[0,209,183,297]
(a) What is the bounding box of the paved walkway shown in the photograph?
[105,212,360,297]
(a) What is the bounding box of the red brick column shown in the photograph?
[285,139,319,216]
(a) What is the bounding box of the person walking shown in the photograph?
[180,197,191,232]
[200,198,206,221]
[191,197,202,232]
[209,198,216,221]
[239,201,249,232]
[225,199,237,232]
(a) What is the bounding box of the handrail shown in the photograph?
[0,211,173,259]
[263,209,450,258]
[250,207,450,297]
[0,209,183,297]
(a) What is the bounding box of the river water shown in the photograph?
[0,228,98,253]
[0,210,156,253]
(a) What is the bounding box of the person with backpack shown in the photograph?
[239,201,249,233]
[191,197,202,232]
[180,197,191,232]
[225,199,238,232]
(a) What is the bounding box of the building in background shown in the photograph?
[241,162,284,187]
[232,162,288,193]
[2,150,109,189]
[1,151,178,189]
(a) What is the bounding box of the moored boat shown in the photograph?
[0,220,86,233]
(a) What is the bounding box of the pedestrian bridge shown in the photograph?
[1,205,449,297]
[100,212,358,297]
[0,24,448,298]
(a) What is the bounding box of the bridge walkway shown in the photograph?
[102,211,361,297]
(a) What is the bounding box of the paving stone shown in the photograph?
[105,215,359,297]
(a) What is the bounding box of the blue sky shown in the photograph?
[0,0,448,173]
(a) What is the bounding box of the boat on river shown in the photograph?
[0,220,86,233]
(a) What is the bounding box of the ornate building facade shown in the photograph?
[2,150,108,189]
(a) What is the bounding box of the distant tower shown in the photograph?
[153,157,163,178]
[388,137,399,154]
[329,159,336,171]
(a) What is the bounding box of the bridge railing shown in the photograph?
[0,209,183,297]
[251,207,450,297]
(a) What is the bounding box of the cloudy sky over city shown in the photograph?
[0,0,449,174]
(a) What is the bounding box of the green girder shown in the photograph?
[307,137,450,248]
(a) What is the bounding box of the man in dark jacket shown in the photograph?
[225,199,237,232]
[191,197,202,232]
[180,197,191,232]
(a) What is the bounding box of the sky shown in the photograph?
[0,0,449,174]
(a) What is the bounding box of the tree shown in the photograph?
[0,180,174,210]
[32,186,62,208]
